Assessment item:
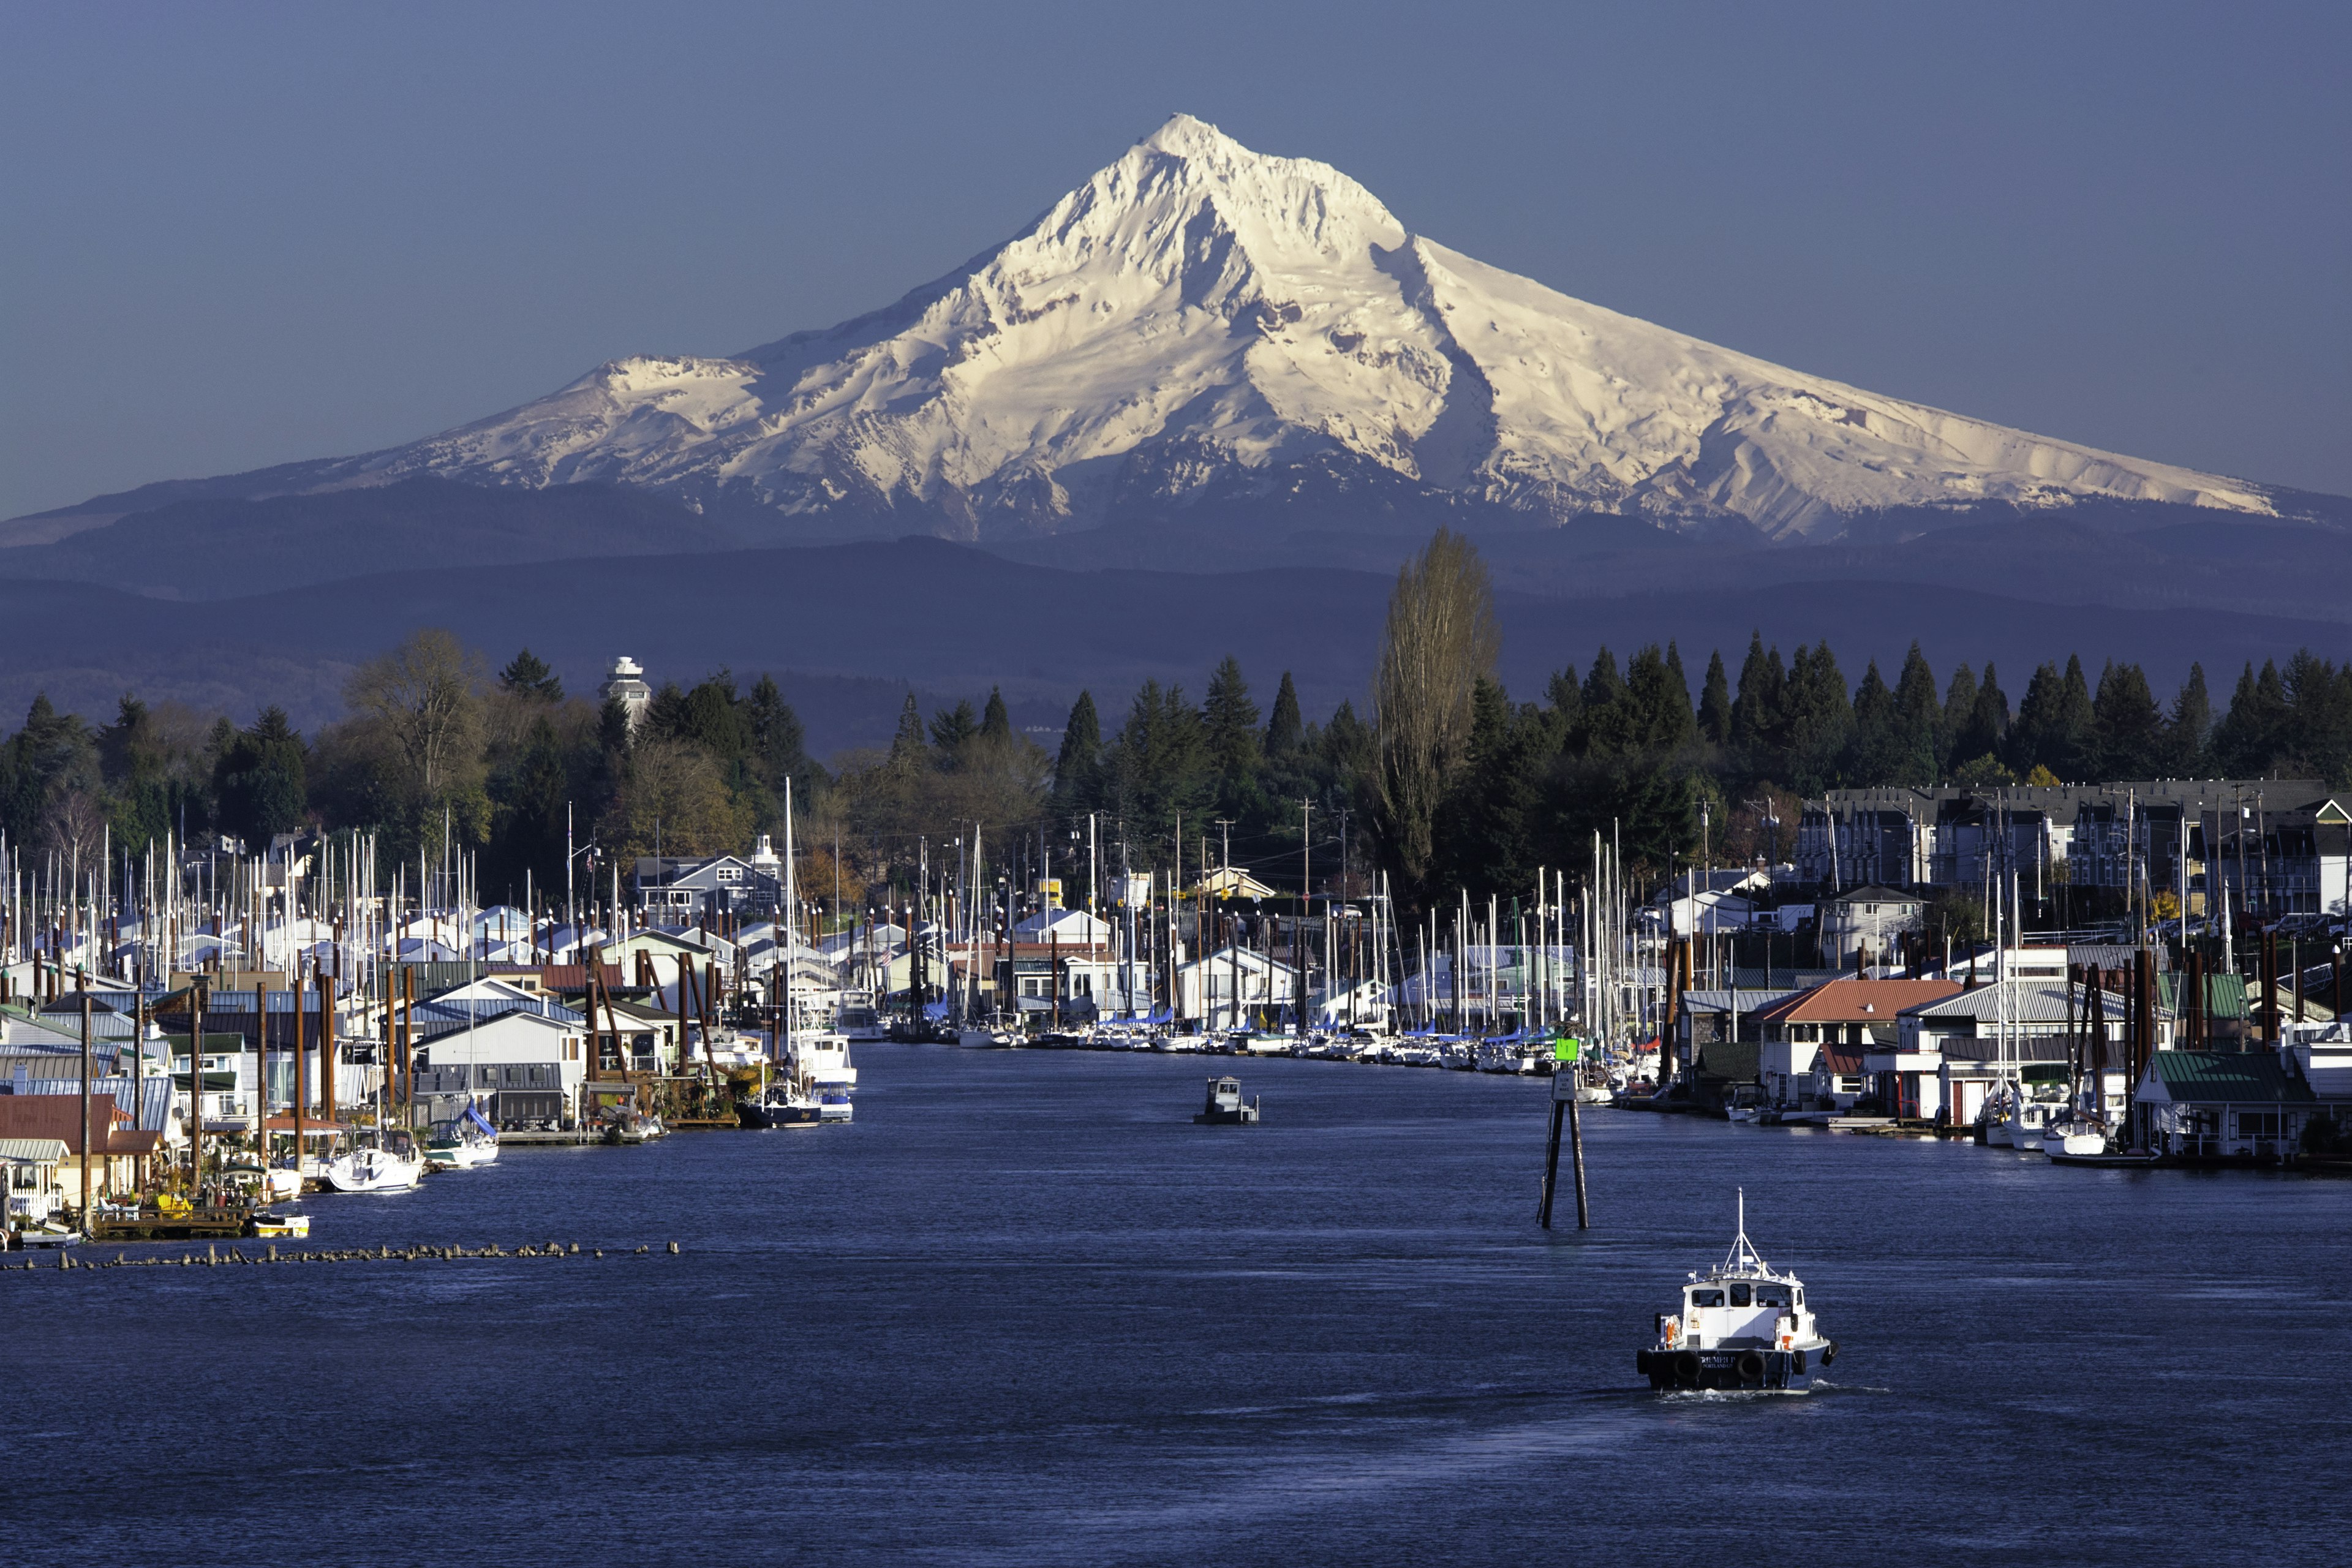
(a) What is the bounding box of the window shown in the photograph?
[1691,1289,1725,1308]
[1729,1283,1752,1308]
[1755,1286,1788,1309]
[2237,1110,2282,1139]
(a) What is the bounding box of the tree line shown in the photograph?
[4,533,2350,917]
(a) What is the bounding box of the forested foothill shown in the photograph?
[4,535,2349,919]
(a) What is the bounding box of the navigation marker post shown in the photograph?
[1538,1034,1590,1231]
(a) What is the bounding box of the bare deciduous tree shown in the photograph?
[1372,529,1499,899]
[40,788,105,867]
[344,628,486,802]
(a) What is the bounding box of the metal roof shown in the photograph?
[2155,973,2248,1019]
[1905,983,2078,1023]
[0,1137,67,1163]
[1679,989,1803,1014]
[2147,1050,2315,1104]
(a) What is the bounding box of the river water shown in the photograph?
[9,1045,2345,1566]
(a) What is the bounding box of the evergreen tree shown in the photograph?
[1781,643,1852,792]
[1845,660,1902,785]
[1729,632,1787,774]
[213,707,309,845]
[1697,650,1733,746]
[2053,655,2098,780]
[928,699,979,763]
[1052,692,1105,816]
[745,674,816,802]
[1892,643,1942,783]
[980,687,1014,745]
[1626,644,1695,752]
[1108,681,1207,852]
[1576,647,1632,757]
[2008,662,2066,778]
[1265,672,1305,760]
[643,682,693,744]
[484,714,573,897]
[1436,676,1536,898]
[497,648,564,703]
[2281,652,2352,786]
[1201,655,1266,821]
[0,694,99,846]
[886,693,929,777]
[2165,663,2212,775]
[675,672,747,761]
[1961,663,2010,767]
[1545,668,1584,736]
[1940,662,1979,771]
[2091,660,2165,780]
[598,695,635,760]
[2211,660,2292,777]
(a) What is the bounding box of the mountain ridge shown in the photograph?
[12,114,2332,555]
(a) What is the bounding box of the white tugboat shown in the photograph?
[1638,1191,1837,1393]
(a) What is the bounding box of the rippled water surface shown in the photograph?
[10,1045,2346,1566]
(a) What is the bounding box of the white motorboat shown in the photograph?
[834,1002,888,1043]
[1639,1191,1837,1393]
[322,1132,424,1193]
[795,1031,858,1090]
[779,1030,856,1122]
[424,1105,500,1171]
[957,1026,1016,1049]
[2045,1123,2109,1158]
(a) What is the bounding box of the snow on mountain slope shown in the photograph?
[292,115,2280,541]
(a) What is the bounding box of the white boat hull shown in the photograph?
[426,1140,499,1170]
[322,1152,423,1193]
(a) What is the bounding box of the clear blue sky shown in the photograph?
[3,1,2345,520]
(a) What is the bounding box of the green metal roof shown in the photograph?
[2154,972,2247,1019]
[2148,1050,2313,1104]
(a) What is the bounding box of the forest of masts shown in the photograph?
[1,811,1682,1050]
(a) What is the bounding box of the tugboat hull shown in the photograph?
[1638,1343,1834,1393]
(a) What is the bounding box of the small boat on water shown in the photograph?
[2040,1111,2110,1159]
[604,1109,668,1145]
[424,1105,500,1171]
[1638,1191,1836,1394]
[1193,1076,1261,1125]
[738,1080,824,1128]
[10,1221,82,1250]
[322,1131,424,1193]
[247,1208,311,1238]
[225,1158,304,1204]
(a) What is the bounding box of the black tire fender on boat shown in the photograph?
[1673,1349,1701,1387]
[1792,1348,1807,1373]
[1820,1340,1838,1366]
[1736,1351,1765,1385]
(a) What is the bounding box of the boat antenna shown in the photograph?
[1721,1186,1771,1276]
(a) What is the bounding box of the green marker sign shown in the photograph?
[1553,1035,1580,1063]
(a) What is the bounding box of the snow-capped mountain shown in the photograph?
[118,115,2302,543]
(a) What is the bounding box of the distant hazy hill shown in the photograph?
[3,539,2342,756]
[2,478,732,598]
